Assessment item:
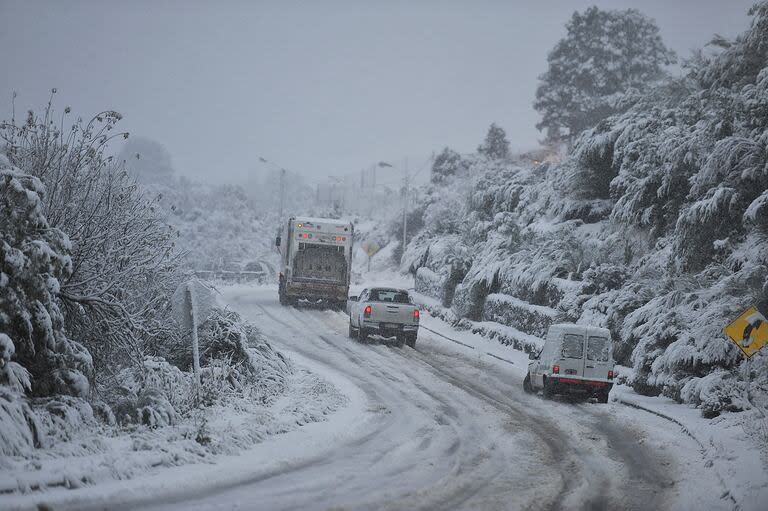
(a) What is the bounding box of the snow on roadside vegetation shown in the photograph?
[387,4,768,426]
[0,115,345,497]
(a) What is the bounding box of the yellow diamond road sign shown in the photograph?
[361,241,380,258]
[724,306,768,358]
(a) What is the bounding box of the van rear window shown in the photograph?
[587,336,610,362]
[561,334,584,359]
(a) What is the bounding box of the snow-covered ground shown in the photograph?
[3,282,767,510]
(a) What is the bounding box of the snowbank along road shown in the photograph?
[138,286,730,511]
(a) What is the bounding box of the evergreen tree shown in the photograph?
[431,147,467,183]
[534,7,675,146]
[478,123,510,160]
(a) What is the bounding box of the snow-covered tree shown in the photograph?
[430,147,467,184]
[0,158,92,398]
[477,123,510,160]
[1,96,184,387]
[402,2,768,416]
[534,7,676,146]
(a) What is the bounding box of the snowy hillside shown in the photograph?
[400,5,768,418]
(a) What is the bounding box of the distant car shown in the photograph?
[524,324,615,403]
[348,287,419,347]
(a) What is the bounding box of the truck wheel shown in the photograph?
[278,286,287,306]
[405,334,416,348]
[348,322,356,339]
[395,335,405,348]
[358,327,368,343]
[523,373,533,393]
[597,391,610,404]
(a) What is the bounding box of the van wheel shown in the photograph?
[523,373,533,393]
[348,322,356,339]
[406,334,416,349]
[278,286,287,306]
[395,335,405,348]
[597,391,610,404]
[358,327,368,343]
[542,378,555,399]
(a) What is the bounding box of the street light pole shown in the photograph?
[402,158,408,254]
[278,168,286,221]
[377,160,409,258]
[258,156,290,221]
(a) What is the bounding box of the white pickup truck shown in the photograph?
[348,287,419,348]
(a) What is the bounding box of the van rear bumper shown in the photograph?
[548,377,613,393]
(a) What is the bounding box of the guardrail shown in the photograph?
[194,270,268,283]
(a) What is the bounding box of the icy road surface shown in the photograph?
[139,286,727,511]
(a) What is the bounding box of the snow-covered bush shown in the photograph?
[1,98,184,390]
[108,356,188,427]
[680,370,750,418]
[0,386,40,457]
[415,267,446,302]
[401,3,768,415]
[482,294,558,338]
[0,167,92,398]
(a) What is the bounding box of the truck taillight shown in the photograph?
[552,365,560,374]
[413,309,420,321]
[608,370,614,380]
[364,305,372,317]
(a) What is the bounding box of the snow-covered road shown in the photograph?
[115,285,726,511]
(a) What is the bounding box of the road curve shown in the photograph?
[142,286,715,511]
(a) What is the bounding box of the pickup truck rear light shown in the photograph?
[552,365,560,374]
[364,305,372,318]
[413,309,420,320]
[608,370,614,380]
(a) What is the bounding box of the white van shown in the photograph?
[523,324,615,403]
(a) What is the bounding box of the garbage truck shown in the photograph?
[275,216,354,309]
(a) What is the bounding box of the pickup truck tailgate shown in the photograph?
[369,303,417,325]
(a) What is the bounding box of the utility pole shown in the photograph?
[278,168,286,220]
[372,163,376,188]
[402,158,408,254]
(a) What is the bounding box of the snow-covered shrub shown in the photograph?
[34,395,98,445]
[400,3,768,414]
[415,267,446,302]
[0,387,40,457]
[163,308,291,405]
[2,99,184,391]
[482,293,558,337]
[0,168,92,398]
[108,356,188,427]
[680,370,750,418]
[581,263,631,294]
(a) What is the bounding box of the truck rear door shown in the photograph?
[293,244,347,283]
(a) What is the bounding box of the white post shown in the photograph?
[278,168,286,220]
[187,285,201,404]
[402,158,408,256]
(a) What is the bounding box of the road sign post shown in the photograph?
[361,241,380,273]
[172,279,218,405]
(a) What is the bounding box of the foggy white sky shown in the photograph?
[0,0,755,184]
